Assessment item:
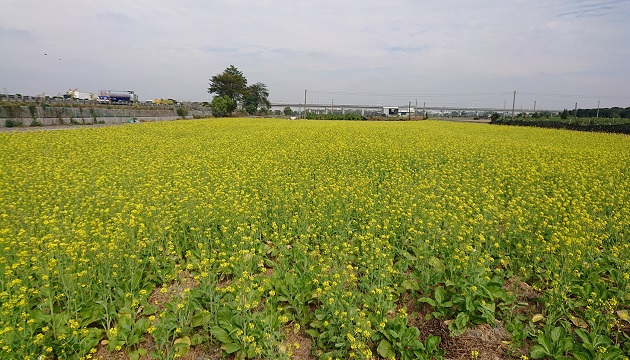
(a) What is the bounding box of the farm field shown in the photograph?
[0,118,629,359]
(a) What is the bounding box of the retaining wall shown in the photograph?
[0,106,210,128]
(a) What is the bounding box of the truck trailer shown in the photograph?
[97,90,138,104]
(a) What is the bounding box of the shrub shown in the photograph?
[176,108,189,118]
[2,104,23,119]
[5,119,24,127]
[28,105,37,120]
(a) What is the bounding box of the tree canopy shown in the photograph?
[208,66,271,116]
[243,82,271,115]
[208,65,248,105]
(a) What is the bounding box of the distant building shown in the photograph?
[382,106,415,117]
[382,106,399,117]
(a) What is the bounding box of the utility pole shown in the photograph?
[533,100,536,113]
[423,102,426,119]
[408,101,411,120]
[511,91,516,121]
[573,102,578,123]
[415,98,418,119]
[596,99,600,119]
[303,89,307,119]
[331,99,334,114]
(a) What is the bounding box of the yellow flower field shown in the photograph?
[0,119,628,359]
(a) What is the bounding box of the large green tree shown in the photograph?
[243,82,271,115]
[208,65,248,106]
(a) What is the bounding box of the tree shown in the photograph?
[243,82,271,115]
[283,106,293,116]
[208,65,248,107]
[211,95,236,117]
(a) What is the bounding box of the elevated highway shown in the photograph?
[270,103,559,114]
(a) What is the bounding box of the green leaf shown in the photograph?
[246,344,257,358]
[210,326,233,344]
[551,326,565,343]
[191,312,213,328]
[141,304,159,316]
[538,333,553,354]
[401,279,419,291]
[418,297,436,307]
[481,302,496,313]
[530,345,549,359]
[455,312,469,330]
[305,329,319,338]
[572,351,591,360]
[222,342,242,354]
[377,339,396,359]
[387,329,400,339]
[428,257,446,272]
[190,334,209,346]
[401,326,420,345]
[425,334,441,351]
[434,286,445,304]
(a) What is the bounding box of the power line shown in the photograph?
[307,90,513,98]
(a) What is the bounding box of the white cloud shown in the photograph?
[1,0,628,108]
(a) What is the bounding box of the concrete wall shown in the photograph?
[0,106,210,128]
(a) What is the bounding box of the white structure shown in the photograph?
[382,106,399,117]
[382,106,415,117]
[70,90,94,100]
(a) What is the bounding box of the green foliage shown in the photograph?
[283,106,293,116]
[2,103,23,119]
[89,108,97,123]
[106,308,149,352]
[243,82,271,115]
[176,108,189,118]
[5,118,24,127]
[208,66,271,116]
[28,105,37,120]
[530,326,574,359]
[211,95,236,117]
[572,328,626,360]
[376,317,443,360]
[208,65,248,106]
[419,275,514,336]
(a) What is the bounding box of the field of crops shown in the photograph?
[1,119,629,360]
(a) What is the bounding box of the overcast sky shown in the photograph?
[1,0,629,110]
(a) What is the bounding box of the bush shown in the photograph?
[176,108,189,118]
[2,104,23,119]
[5,119,24,127]
[211,96,236,117]
[560,109,569,120]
